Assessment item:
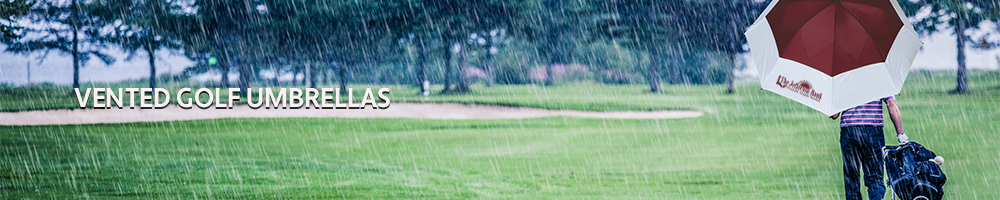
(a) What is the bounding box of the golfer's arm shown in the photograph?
[886,99,904,135]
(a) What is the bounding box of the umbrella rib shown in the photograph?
[837,3,888,60]
[830,4,837,75]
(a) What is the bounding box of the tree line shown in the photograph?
[2,0,998,94]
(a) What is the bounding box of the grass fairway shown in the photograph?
[2,70,999,199]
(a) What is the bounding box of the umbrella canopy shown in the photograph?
[746,0,922,115]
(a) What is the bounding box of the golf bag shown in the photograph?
[883,142,947,200]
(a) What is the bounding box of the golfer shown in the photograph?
[829,96,908,200]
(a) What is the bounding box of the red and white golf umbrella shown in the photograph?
[745,0,922,115]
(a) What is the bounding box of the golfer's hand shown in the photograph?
[829,113,840,119]
[897,133,909,145]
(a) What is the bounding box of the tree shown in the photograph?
[330,1,398,93]
[442,33,455,91]
[391,0,524,93]
[901,0,1000,93]
[5,0,115,90]
[691,0,765,94]
[95,0,182,89]
[449,1,520,91]
[472,29,508,87]
[265,0,399,92]
[592,0,693,92]
[1,0,34,43]
[593,0,763,93]
[384,0,436,94]
[175,0,265,94]
[521,0,591,86]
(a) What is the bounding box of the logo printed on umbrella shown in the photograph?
[776,75,823,102]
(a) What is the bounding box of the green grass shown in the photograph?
[2,70,999,199]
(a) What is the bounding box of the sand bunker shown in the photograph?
[0,103,703,125]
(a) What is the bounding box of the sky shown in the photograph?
[0,46,196,86]
[1,31,999,86]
